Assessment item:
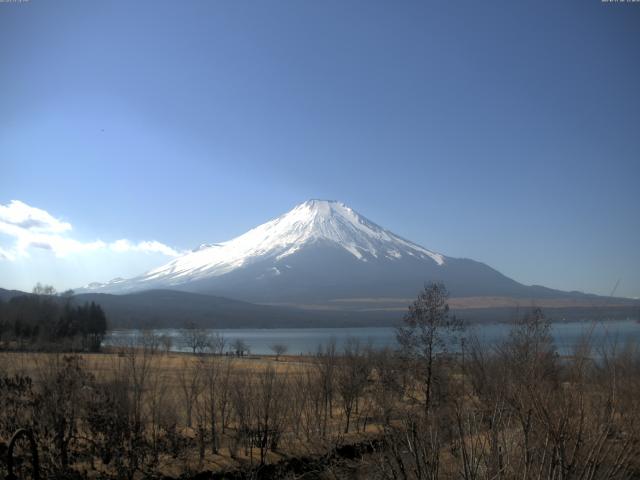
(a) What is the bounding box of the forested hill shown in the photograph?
[71,289,392,329]
[0,289,107,350]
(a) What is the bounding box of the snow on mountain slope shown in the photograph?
[81,199,592,304]
[83,200,445,293]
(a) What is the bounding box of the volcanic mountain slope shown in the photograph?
[81,200,600,306]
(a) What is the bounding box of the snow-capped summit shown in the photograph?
[81,200,551,304]
[277,200,444,264]
[142,199,443,284]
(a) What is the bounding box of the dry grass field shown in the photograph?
[0,347,385,478]
[0,350,311,378]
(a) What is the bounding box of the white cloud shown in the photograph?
[0,200,71,233]
[109,239,182,257]
[0,200,183,260]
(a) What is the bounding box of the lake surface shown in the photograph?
[105,319,640,356]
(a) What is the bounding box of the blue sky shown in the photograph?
[0,0,639,297]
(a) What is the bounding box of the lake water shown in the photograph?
[105,319,640,356]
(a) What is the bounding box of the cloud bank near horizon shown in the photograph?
[0,200,183,261]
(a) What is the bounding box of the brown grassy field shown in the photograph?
[0,350,311,377]
[0,348,382,478]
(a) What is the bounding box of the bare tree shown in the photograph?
[229,368,253,458]
[315,339,338,438]
[253,366,288,465]
[197,335,230,454]
[497,307,557,478]
[140,330,161,355]
[177,357,201,428]
[216,354,235,434]
[370,347,405,428]
[206,332,226,355]
[291,366,325,442]
[182,323,212,355]
[34,354,93,473]
[32,283,56,296]
[122,337,155,477]
[270,343,288,361]
[397,282,462,417]
[159,334,173,354]
[231,338,250,356]
[336,338,370,433]
[146,354,170,463]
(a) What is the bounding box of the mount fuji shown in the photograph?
[80,200,602,311]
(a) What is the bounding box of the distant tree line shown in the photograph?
[0,284,107,351]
